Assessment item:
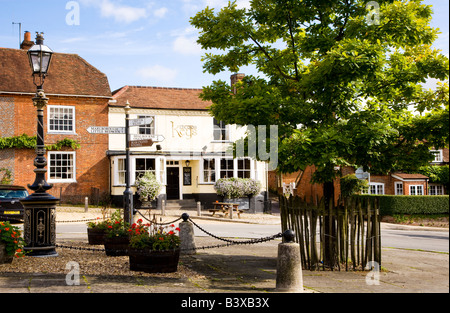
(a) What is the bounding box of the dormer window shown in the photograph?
[431,150,443,163]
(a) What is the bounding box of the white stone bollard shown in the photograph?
[179,213,196,255]
[84,197,89,212]
[197,201,202,216]
[276,230,304,293]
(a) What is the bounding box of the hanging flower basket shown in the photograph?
[135,171,162,207]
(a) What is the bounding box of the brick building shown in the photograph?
[270,148,449,201]
[0,32,112,203]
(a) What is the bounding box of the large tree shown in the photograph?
[191,0,449,201]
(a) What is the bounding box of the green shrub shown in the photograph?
[352,195,449,215]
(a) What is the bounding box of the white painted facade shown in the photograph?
[107,106,268,202]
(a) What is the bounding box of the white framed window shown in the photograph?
[116,158,126,185]
[48,151,76,183]
[237,158,252,178]
[409,185,424,196]
[429,185,444,195]
[135,158,156,180]
[369,183,384,195]
[138,115,155,135]
[202,158,216,183]
[48,105,75,133]
[431,150,443,163]
[213,118,230,141]
[395,182,404,195]
[220,158,234,178]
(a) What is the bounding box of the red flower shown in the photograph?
[175,227,180,232]
[108,225,113,229]
[168,231,174,235]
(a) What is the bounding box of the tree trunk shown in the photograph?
[323,181,337,269]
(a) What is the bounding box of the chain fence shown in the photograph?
[48,210,283,254]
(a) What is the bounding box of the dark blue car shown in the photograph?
[0,185,29,223]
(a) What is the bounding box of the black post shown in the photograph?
[20,89,59,257]
[123,102,133,225]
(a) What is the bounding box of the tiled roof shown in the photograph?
[0,48,111,98]
[392,173,429,180]
[112,85,211,110]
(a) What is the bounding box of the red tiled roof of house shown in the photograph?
[112,85,211,110]
[0,48,111,98]
[392,173,429,180]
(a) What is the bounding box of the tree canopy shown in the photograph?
[191,0,449,184]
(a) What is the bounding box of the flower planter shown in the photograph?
[129,248,180,273]
[104,236,130,256]
[87,228,107,245]
[0,241,14,264]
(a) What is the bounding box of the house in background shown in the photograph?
[270,148,449,201]
[107,75,269,210]
[0,31,112,203]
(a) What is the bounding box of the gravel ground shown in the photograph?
[0,206,280,279]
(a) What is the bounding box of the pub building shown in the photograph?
[107,75,269,212]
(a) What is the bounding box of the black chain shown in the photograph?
[56,243,105,252]
[56,217,105,223]
[54,213,283,253]
[135,209,182,226]
[188,217,283,245]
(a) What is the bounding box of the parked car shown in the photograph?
[0,185,29,223]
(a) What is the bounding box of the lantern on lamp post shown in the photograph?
[20,32,59,257]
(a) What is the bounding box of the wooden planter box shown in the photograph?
[129,248,180,273]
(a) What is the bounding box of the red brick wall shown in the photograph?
[9,94,110,202]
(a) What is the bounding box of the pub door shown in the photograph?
[166,167,180,200]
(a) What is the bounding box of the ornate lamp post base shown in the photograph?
[21,197,59,257]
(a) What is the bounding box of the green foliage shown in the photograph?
[0,134,80,151]
[340,174,368,198]
[0,134,36,149]
[414,165,449,188]
[129,219,180,251]
[0,168,12,185]
[191,0,449,184]
[46,138,81,151]
[0,221,26,257]
[354,195,449,215]
[104,209,129,238]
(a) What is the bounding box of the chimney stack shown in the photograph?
[230,73,245,94]
[20,31,34,50]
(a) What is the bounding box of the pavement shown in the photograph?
[0,208,448,300]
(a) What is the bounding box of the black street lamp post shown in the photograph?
[20,32,59,257]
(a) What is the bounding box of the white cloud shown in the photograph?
[136,65,178,83]
[173,35,202,55]
[153,7,168,18]
[99,0,147,23]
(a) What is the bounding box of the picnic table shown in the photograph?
[209,202,243,219]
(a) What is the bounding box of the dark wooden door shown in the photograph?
[166,167,180,200]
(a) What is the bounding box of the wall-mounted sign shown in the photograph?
[130,139,153,148]
[171,121,197,139]
[87,126,125,134]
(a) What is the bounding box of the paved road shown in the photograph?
[55,221,449,253]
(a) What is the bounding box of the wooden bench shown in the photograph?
[210,202,243,219]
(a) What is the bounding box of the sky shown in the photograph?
[0,0,448,92]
